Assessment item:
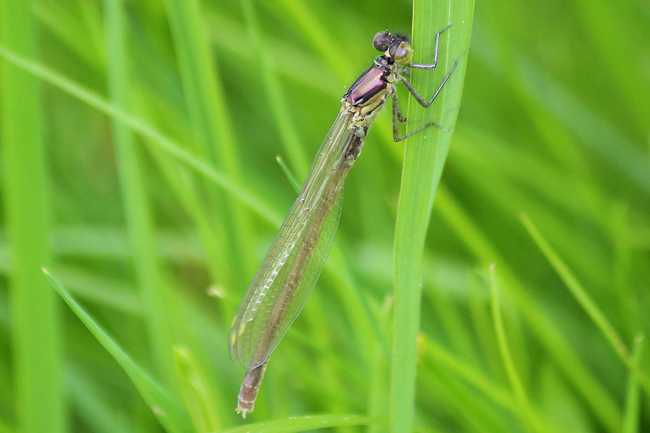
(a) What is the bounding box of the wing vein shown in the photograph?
[229,108,357,369]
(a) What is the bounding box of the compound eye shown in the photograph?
[392,42,413,66]
[372,31,391,52]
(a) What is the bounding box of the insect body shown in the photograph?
[229,24,457,418]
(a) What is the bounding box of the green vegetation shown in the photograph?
[1,0,648,431]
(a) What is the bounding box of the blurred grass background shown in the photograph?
[0,0,649,431]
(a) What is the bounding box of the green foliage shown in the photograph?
[0,0,649,431]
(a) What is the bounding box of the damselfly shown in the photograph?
[229,24,457,417]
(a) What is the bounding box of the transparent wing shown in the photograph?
[229,110,356,369]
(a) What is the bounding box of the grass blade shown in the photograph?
[275,156,301,194]
[241,0,310,178]
[623,335,644,433]
[104,0,176,383]
[435,183,622,430]
[219,414,387,433]
[44,269,193,433]
[490,265,545,433]
[0,44,282,227]
[390,0,475,430]
[174,348,221,432]
[165,0,255,285]
[0,3,64,432]
[520,213,650,396]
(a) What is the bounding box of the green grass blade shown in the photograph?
[489,265,545,433]
[219,414,387,433]
[165,0,240,174]
[174,348,221,432]
[419,335,515,411]
[520,213,650,396]
[165,0,255,284]
[241,0,310,178]
[270,0,351,82]
[0,44,282,227]
[0,3,64,432]
[435,184,622,430]
[104,0,176,383]
[44,269,193,433]
[275,156,301,194]
[390,0,474,430]
[420,367,508,433]
[33,0,106,71]
[623,335,644,433]
[68,367,136,433]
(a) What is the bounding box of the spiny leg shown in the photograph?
[407,22,453,70]
[401,60,458,108]
[392,23,457,141]
[392,94,408,123]
[392,93,449,142]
